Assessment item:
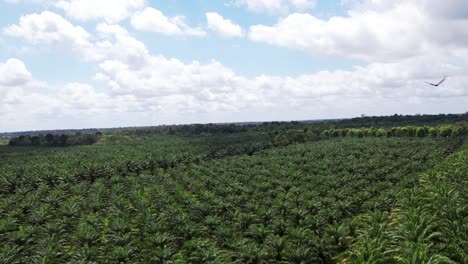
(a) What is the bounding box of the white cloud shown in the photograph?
[237,0,284,14]
[98,14,468,113]
[3,11,101,60]
[95,57,260,112]
[290,0,316,10]
[0,59,41,121]
[0,58,32,86]
[89,28,264,112]
[131,7,206,37]
[206,12,244,38]
[95,23,150,67]
[3,12,151,64]
[249,0,468,62]
[344,0,468,20]
[229,0,316,14]
[0,59,146,131]
[55,0,146,23]
[56,82,132,113]
[93,36,468,116]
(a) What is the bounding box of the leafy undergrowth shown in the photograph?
[345,137,467,263]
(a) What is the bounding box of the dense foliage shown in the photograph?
[334,113,468,128]
[8,132,102,147]
[346,140,468,263]
[0,128,102,138]
[0,133,462,263]
[321,125,467,138]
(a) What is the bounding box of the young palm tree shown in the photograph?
[0,243,22,264]
[265,235,287,261]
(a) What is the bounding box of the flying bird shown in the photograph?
[425,76,447,87]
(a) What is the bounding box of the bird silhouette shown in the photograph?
[425,76,447,87]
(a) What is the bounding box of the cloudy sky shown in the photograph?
[0,0,467,132]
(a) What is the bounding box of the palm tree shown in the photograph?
[265,235,287,261]
[0,243,22,264]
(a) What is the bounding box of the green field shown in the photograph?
[0,121,467,263]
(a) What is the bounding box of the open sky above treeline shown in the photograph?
[0,0,467,132]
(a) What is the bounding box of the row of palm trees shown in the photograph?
[346,139,467,263]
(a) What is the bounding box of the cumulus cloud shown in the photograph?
[131,7,206,37]
[55,0,145,23]
[229,0,316,14]
[95,23,150,67]
[249,0,468,62]
[94,57,262,113]
[0,58,147,131]
[0,58,32,86]
[3,11,101,60]
[0,59,41,122]
[92,28,468,114]
[345,0,468,20]
[88,26,265,112]
[92,54,468,119]
[206,12,244,38]
[92,15,468,115]
[4,12,150,63]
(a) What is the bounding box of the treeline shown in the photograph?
[0,128,103,138]
[335,113,468,128]
[120,123,249,137]
[321,125,467,138]
[271,124,467,147]
[2,112,467,139]
[8,132,102,147]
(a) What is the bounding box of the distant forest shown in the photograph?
[333,112,468,127]
[6,113,467,148]
[1,113,467,138]
[0,128,102,138]
[8,132,102,147]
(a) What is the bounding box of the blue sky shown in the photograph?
[0,0,467,132]
[0,0,355,81]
